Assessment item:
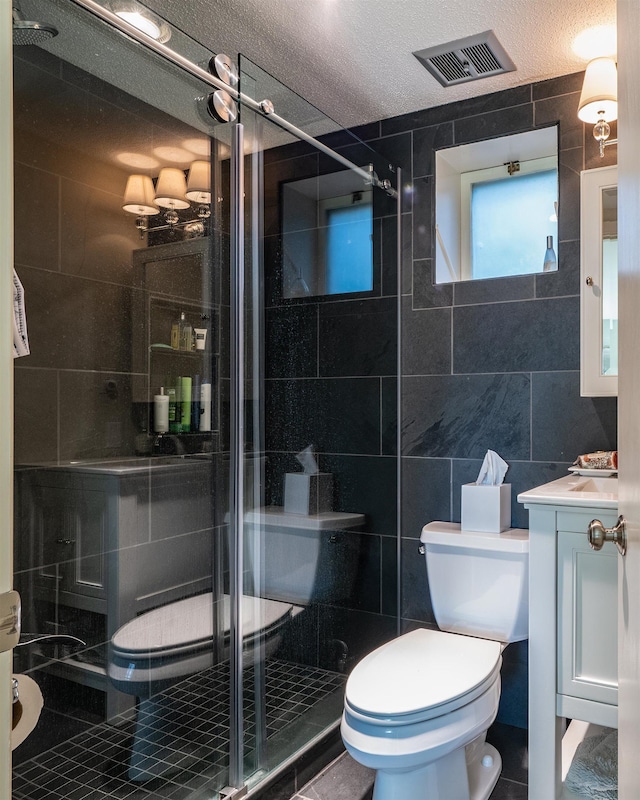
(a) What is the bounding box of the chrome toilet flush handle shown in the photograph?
[588,515,626,556]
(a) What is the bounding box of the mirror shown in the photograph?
[580,165,618,396]
[435,127,559,283]
[281,169,373,299]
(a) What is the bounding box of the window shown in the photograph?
[435,126,559,284]
[463,159,558,280]
[281,171,374,299]
[322,194,373,295]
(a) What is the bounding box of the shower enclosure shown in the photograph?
[9,2,400,797]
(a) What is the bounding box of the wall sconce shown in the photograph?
[123,163,212,237]
[185,160,211,220]
[578,56,618,158]
[154,167,190,226]
[122,174,159,237]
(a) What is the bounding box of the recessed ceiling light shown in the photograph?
[572,24,617,60]
[111,4,171,43]
[116,11,159,38]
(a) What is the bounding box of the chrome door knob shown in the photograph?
[588,515,626,556]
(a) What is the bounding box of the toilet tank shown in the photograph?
[420,522,529,643]
[244,508,365,605]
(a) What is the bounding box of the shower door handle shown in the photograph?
[0,590,21,654]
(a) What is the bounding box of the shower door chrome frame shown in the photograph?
[228,120,246,791]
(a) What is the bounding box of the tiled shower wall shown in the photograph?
[265,71,619,724]
[262,145,400,673]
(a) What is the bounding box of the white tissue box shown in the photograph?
[284,473,333,515]
[461,483,511,533]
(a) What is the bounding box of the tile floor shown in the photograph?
[289,722,529,800]
[12,659,345,800]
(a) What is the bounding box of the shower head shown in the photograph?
[12,3,58,46]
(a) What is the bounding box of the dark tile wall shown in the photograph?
[262,146,399,673]
[342,70,618,727]
[267,73,617,725]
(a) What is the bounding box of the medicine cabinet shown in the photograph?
[580,165,618,397]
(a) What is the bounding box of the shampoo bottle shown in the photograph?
[170,379,182,434]
[153,387,169,433]
[200,381,212,432]
[191,374,201,432]
[179,312,193,352]
[167,382,177,432]
[180,376,192,432]
[170,313,181,350]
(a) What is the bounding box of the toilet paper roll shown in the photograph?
[11,674,43,750]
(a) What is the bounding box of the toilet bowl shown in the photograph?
[108,592,295,697]
[342,521,529,800]
[108,592,297,781]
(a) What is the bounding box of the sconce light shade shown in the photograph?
[122,174,159,215]
[154,167,190,209]
[578,56,618,124]
[185,161,211,204]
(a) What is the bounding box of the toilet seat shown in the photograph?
[344,628,502,725]
[111,593,294,661]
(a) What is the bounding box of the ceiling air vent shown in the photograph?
[413,30,516,87]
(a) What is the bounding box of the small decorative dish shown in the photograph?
[568,466,618,478]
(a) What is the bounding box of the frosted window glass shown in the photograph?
[471,169,558,280]
[325,204,373,294]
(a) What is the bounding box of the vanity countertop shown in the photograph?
[518,473,618,510]
[16,455,212,475]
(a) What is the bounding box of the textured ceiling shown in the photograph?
[141,0,617,128]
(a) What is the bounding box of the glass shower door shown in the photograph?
[11,2,234,797]
[234,55,400,793]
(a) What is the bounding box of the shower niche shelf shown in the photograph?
[130,237,219,442]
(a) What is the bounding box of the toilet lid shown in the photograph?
[111,593,293,655]
[345,628,501,719]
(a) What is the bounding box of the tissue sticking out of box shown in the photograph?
[296,445,319,475]
[285,446,333,515]
[476,450,509,486]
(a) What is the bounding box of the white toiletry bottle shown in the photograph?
[200,382,212,432]
[154,387,169,433]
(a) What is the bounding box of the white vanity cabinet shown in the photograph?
[519,475,619,800]
[14,456,214,717]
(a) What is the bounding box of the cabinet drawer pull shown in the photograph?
[55,539,76,545]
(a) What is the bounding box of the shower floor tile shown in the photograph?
[12,658,345,800]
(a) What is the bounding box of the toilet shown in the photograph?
[341,521,529,800]
[108,506,364,780]
[108,592,298,780]
[108,592,296,698]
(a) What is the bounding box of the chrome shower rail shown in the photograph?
[70,0,397,197]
